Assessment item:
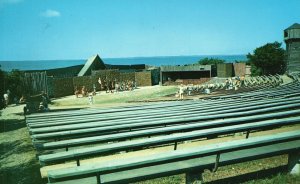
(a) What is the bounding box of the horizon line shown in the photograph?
[0,53,247,62]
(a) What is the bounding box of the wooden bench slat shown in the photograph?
[48,139,300,184]
[30,97,300,134]
[28,97,263,127]
[39,116,300,164]
[39,109,300,151]
[31,102,300,140]
[47,131,300,181]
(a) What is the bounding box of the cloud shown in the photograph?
[41,9,61,18]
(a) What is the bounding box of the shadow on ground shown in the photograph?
[0,116,44,184]
[0,159,44,184]
[0,139,44,184]
[0,119,25,133]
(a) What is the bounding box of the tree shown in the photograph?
[3,70,24,100]
[247,42,285,76]
[198,57,225,65]
[197,58,225,77]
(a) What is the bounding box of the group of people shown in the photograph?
[74,86,89,98]
[74,78,137,98]
[1,89,21,109]
[73,77,138,105]
[178,84,196,99]
[225,76,245,90]
[37,92,50,112]
[98,77,137,93]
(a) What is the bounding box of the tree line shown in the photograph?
[198,41,286,76]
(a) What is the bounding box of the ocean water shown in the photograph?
[0,55,247,71]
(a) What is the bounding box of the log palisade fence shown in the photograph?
[23,71,48,95]
[24,69,153,98]
[25,79,300,184]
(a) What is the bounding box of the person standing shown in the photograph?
[98,77,102,91]
[3,93,8,107]
[179,84,184,100]
[88,93,93,105]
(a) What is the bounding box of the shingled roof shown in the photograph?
[285,23,300,30]
[78,55,106,76]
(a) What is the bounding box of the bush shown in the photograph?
[198,57,225,65]
[247,42,285,76]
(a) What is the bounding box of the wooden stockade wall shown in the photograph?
[73,76,94,92]
[92,69,152,85]
[52,77,74,98]
[25,69,153,98]
[135,71,152,86]
[92,69,120,81]
[120,72,135,82]
[23,72,48,95]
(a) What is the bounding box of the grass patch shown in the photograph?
[245,173,300,184]
[53,86,178,107]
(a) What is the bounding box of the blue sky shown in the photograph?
[0,0,299,60]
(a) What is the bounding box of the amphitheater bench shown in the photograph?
[47,131,300,184]
[31,101,300,141]
[39,115,300,166]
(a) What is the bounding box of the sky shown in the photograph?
[0,0,299,60]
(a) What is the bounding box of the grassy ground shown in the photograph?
[0,105,43,184]
[52,85,178,107]
[1,85,300,184]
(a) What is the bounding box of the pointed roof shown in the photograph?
[78,54,106,76]
[285,23,300,31]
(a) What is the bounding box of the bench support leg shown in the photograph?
[174,142,178,150]
[185,170,203,184]
[288,152,300,175]
[96,173,101,184]
[246,130,250,139]
[213,153,220,172]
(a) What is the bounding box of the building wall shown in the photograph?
[135,71,152,86]
[233,63,246,77]
[285,29,300,39]
[161,65,211,72]
[217,63,233,78]
[286,41,300,73]
[161,71,210,85]
[150,69,160,85]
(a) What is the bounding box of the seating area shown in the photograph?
[25,79,300,184]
